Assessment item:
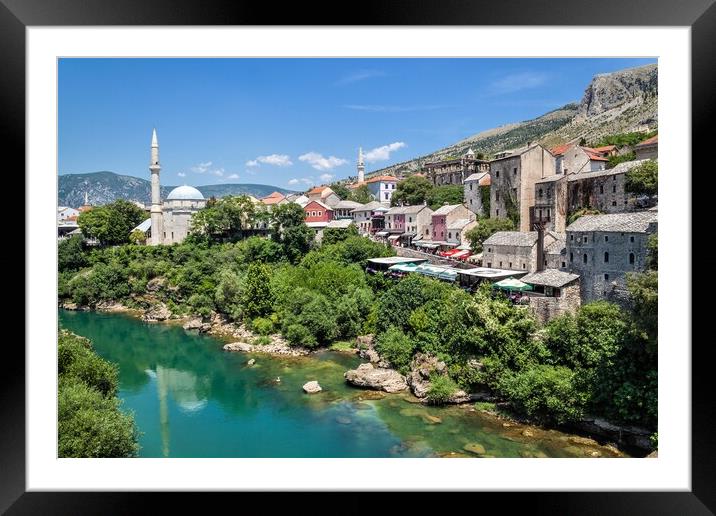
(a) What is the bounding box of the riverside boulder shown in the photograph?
[343,363,408,393]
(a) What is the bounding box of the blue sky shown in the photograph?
[58,58,656,189]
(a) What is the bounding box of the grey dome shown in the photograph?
[167,185,204,200]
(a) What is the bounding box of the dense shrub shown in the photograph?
[375,327,415,373]
[251,317,274,336]
[426,374,460,405]
[498,365,587,425]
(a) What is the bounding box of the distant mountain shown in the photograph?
[360,64,658,180]
[58,171,296,208]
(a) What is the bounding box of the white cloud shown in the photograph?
[177,172,186,177]
[319,173,335,182]
[227,173,240,180]
[288,177,314,186]
[488,72,548,95]
[191,161,213,173]
[246,154,293,167]
[298,152,348,171]
[334,69,386,86]
[211,168,224,177]
[364,142,406,163]
[288,178,300,185]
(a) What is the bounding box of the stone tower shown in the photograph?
[357,147,365,183]
[149,128,163,245]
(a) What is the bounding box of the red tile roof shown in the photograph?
[635,134,658,147]
[366,175,398,183]
[306,186,328,195]
[591,145,617,153]
[582,148,609,162]
[549,143,572,157]
[261,191,286,205]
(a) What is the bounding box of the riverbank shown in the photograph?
[59,300,654,455]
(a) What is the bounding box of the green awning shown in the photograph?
[388,263,419,273]
[492,278,533,291]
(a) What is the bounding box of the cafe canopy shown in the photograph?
[492,277,533,292]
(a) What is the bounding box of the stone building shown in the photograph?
[521,269,581,324]
[303,200,334,225]
[423,148,489,186]
[544,234,568,270]
[531,159,654,233]
[463,171,491,217]
[351,201,387,235]
[550,143,609,175]
[489,144,555,232]
[333,200,364,219]
[633,134,658,160]
[385,206,406,234]
[446,219,477,246]
[482,230,559,272]
[306,186,341,207]
[402,204,433,244]
[430,204,474,244]
[564,211,657,303]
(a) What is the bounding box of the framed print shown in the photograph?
[5,0,715,513]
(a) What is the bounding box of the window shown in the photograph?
[509,262,512,268]
[570,252,573,262]
[629,253,635,264]
[522,263,526,269]
[561,261,566,268]
[513,167,517,175]
[470,184,473,191]
[470,199,473,205]
[600,185,604,194]
[605,235,609,242]
[496,209,500,216]
[604,252,609,263]
[604,274,609,281]
[538,188,543,198]
[570,234,574,241]
[612,185,617,193]
[496,171,500,178]
[487,262,492,268]
[583,253,588,264]
[384,193,389,200]
[496,192,500,201]
[499,261,503,267]
[630,236,635,242]
[488,248,491,252]
[448,232,452,239]
[612,201,617,206]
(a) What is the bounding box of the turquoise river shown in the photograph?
[59,309,628,458]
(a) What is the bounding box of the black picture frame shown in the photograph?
[4,0,714,513]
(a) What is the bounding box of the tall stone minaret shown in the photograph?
[357,147,365,183]
[149,128,163,245]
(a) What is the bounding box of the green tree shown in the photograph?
[426,374,460,405]
[646,233,658,271]
[58,235,87,272]
[625,159,658,196]
[77,200,146,246]
[189,195,257,242]
[329,182,351,200]
[322,223,359,245]
[465,218,515,253]
[498,365,587,425]
[426,185,464,210]
[129,229,147,245]
[350,184,372,204]
[375,326,416,373]
[391,175,433,206]
[567,207,601,226]
[270,203,314,263]
[627,270,658,351]
[242,262,274,319]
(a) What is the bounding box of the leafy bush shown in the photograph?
[242,262,274,319]
[375,327,415,373]
[58,378,139,458]
[498,365,587,425]
[58,235,88,272]
[251,317,274,336]
[625,159,658,196]
[426,374,460,405]
[58,330,118,397]
[465,218,515,253]
[284,323,317,348]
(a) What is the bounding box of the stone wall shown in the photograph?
[482,243,535,272]
[528,283,581,324]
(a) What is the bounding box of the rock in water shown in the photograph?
[183,318,203,331]
[343,363,408,393]
[142,303,172,321]
[303,381,322,394]
[463,443,486,456]
[247,359,256,366]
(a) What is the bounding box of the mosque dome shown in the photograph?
[167,185,204,200]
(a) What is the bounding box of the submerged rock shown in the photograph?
[303,381,322,394]
[344,363,408,393]
[336,416,351,425]
[142,303,172,321]
[463,442,486,456]
[183,318,204,331]
[247,359,256,366]
[224,342,254,352]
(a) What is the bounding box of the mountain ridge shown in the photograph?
[58,171,296,207]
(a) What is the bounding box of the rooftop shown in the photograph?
[447,218,475,231]
[635,134,658,147]
[366,175,398,184]
[304,199,333,210]
[567,159,651,181]
[333,200,364,210]
[484,231,539,247]
[352,201,385,213]
[367,257,429,266]
[457,267,528,279]
[521,269,580,288]
[566,211,658,233]
[386,206,407,215]
[402,204,432,214]
[433,204,463,216]
[325,219,354,229]
[464,172,491,185]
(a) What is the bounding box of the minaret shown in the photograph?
[357,147,365,183]
[149,128,163,245]
[84,191,89,206]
